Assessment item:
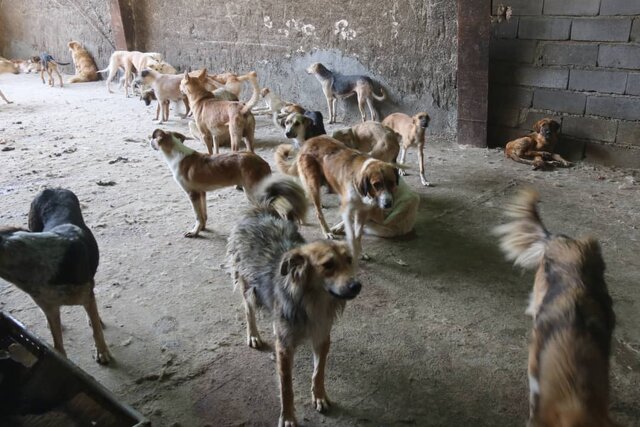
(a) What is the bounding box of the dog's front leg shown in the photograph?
[398,148,408,176]
[240,279,262,348]
[324,91,335,124]
[84,288,111,364]
[550,153,572,167]
[42,304,67,357]
[185,191,206,237]
[0,90,12,104]
[341,207,358,264]
[200,128,215,154]
[417,142,430,186]
[311,334,331,412]
[276,339,298,427]
[353,210,369,261]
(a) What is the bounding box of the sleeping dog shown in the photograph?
[227,176,361,426]
[0,188,111,364]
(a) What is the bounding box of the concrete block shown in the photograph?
[562,116,618,142]
[492,17,519,39]
[585,143,640,168]
[631,18,640,42]
[544,0,600,16]
[515,66,569,89]
[489,85,534,108]
[492,0,543,16]
[569,69,628,94]
[616,121,640,146]
[533,89,586,114]
[587,95,640,120]
[519,17,571,40]
[598,45,640,69]
[626,73,640,95]
[600,0,640,15]
[541,43,598,66]
[571,18,632,42]
[488,106,522,128]
[490,39,537,63]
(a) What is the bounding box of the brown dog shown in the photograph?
[276,136,398,264]
[505,119,571,170]
[138,69,189,123]
[382,112,431,186]
[180,69,259,154]
[150,129,271,237]
[67,41,99,83]
[495,189,618,427]
[332,121,401,163]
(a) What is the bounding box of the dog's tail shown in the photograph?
[372,87,386,102]
[97,67,110,74]
[253,175,307,223]
[240,71,260,114]
[52,60,71,66]
[275,144,298,176]
[493,188,550,269]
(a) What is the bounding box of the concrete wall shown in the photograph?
[489,0,640,167]
[0,0,458,136]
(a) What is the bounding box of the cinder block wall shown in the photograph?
[489,0,640,167]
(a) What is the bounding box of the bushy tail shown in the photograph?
[275,144,298,176]
[240,71,260,114]
[254,176,307,223]
[493,188,550,268]
[372,87,386,101]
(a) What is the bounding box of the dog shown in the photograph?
[98,50,163,96]
[138,68,190,123]
[67,41,99,83]
[382,112,431,186]
[332,121,401,163]
[276,136,399,264]
[204,71,258,98]
[495,189,618,427]
[180,69,260,154]
[39,53,69,88]
[10,58,30,73]
[227,176,361,427]
[505,119,572,170]
[0,188,111,364]
[0,57,19,104]
[253,87,308,128]
[280,111,327,148]
[150,129,271,237]
[306,62,386,123]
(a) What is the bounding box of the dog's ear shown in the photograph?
[532,119,544,133]
[172,132,191,142]
[183,70,190,81]
[302,116,313,128]
[549,120,560,133]
[280,250,308,280]
[199,68,207,80]
[358,176,371,198]
[151,129,165,139]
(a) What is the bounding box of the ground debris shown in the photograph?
[96,180,116,186]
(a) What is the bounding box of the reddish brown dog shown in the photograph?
[505,119,572,170]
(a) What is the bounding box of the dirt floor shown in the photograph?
[0,73,639,427]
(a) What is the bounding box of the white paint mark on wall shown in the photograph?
[334,20,357,40]
[263,16,273,29]
[301,24,316,36]
[277,28,290,37]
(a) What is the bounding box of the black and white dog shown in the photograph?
[0,188,111,364]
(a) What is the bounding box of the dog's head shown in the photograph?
[149,129,189,153]
[280,240,361,300]
[67,41,81,52]
[141,88,156,105]
[414,112,430,129]
[260,87,270,98]
[533,118,560,140]
[0,59,19,75]
[306,62,328,75]
[331,128,355,147]
[180,68,208,98]
[282,113,313,140]
[139,68,158,83]
[358,159,399,210]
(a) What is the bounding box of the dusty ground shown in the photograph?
[0,74,639,427]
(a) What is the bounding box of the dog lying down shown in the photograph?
[227,175,361,427]
[495,189,618,427]
[0,188,111,364]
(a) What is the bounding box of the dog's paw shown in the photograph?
[312,395,331,412]
[399,169,408,176]
[278,416,298,427]
[420,178,431,187]
[360,253,371,261]
[184,230,199,238]
[324,232,336,240]
[330,224,345,235]
[95,348,112,365]
[247,335,262,349]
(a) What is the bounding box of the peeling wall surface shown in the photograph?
[0,0,458,135]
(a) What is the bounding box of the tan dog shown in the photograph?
[332,121,401,163]
[67,41,99,83]
[306,62,386,123]
[180,69,259,154]
[382,112,431,186]
[505,119,571,170]
[138,69,189,123]
[150,129,271,237]
[99,50,163,96]
[495,189,618,427]
[0,57,18,104]
[276,136,399,264]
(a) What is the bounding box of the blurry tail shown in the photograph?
[372,87,386,101]
[275,144,298,176]
[97,67,109,74]
[254,176,307,223]
[240,71,260,114]
[493,188,550,268]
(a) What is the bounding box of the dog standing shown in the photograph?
[99,50,163,96]
[281,111,327,148]
[505,118,572,170]
[0,57,19,104]
[495,189,618,427]
[67,41,99,83]
[0,188,111,364]
[150,129,271,237]
[332,121,401,163]
[227,176,361,427]
[306,62,386,123]
[39,53,69,87]
[382,112,431,186]
[138,68,190,123]
[276,136,398,264]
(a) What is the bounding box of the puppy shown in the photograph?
[39,53,69,87]
[139,68,190,123]
[281,111,327,148]
[67,41,99,83]
[227,176,361,427]
[180,69,260,154]
[332,121,400,163]
[0,57,19,104]
[276,136,399,263]
[150,129,271,237]
[505,119,571,170]
[0,188,111,364]
[495,189,618,427]
[382,112,431,186]
[306,62,386,123]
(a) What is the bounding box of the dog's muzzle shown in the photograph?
[330,278,362,300]
[420,118,429,128]
[285,130,295,139]
[378,191,393,210]
[149,138,159,151]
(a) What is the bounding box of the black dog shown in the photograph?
[38,53,69,87]
[0,188,111,363]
